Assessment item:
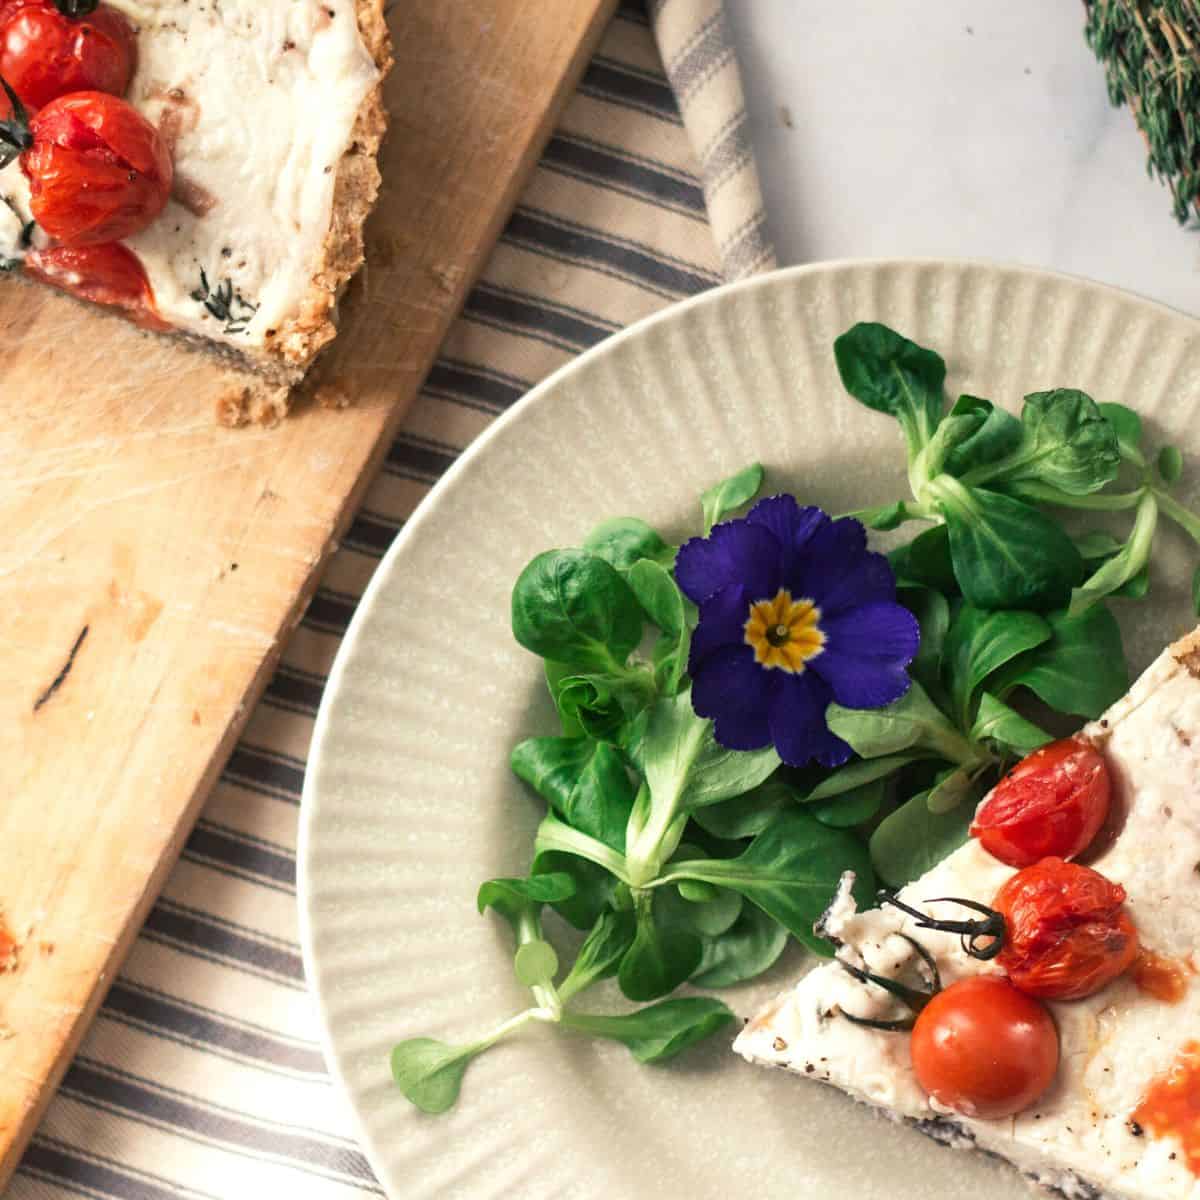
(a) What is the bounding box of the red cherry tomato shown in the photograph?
[18,90,172,244]
[0,0,136,112]
[994,858,1138,1000]
[971,737,1110,867]
[911,976,1059,1119]
[24,242,169,331]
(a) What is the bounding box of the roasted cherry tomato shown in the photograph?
[911,976,1059,1119]
[994,858,1138,1000]
[24,242,169,331]
[971,737,1110,867]
[0,0,136,112]
[3,89,172,244]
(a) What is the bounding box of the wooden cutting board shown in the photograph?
[0,0,616,1182]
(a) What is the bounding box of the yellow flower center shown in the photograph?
[744,589,825,673]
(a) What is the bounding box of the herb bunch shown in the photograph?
[391,322,1200,1114]
[1085,0,1200,224]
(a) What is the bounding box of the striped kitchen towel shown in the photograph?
[10,3,774,1197]
[652,0,777,278]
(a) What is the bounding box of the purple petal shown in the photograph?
[675,521,781,606]
[787,517,880,612]
[747,495,828,579]
[811,652,914,709]
[809,550,897,616]
[809,600,919,709]
[819,601,921,664]
[767,671,852,768]
[688,584,749,670]
[691,644,775,751]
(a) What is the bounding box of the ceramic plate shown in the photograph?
[299,260,1200,1200]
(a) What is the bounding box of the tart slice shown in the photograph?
[0,0,390,405]
[736,627,1200,1200]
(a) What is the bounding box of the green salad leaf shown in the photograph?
[1069,491,1158,616]
[583,516,672,573]
[558,909,637,1002]
[808,778,886,828]
[617,892,703,1001]
[1098,401,1144,465]
[627,558,691,694]
[834,322,946,456]
[690,777,794,839]
[962,388,1120,496]
[970,692,1052,755]
[1159,444,1184,486]
[940,395,1023,477]
[941,604,1051,728]
[900,585,950,700]
[477,873,576,928]
[700,463,765,531]
[512,549,644,672]
[561,997,735,1064]
[692,904,789,988]
[928,476,1084,611]
[827,679,980,766]
[992,603,1127,719]
[511,736,636,851]
[391,1038,478,1115]
[869,787,975,889]
[653,811,876,953]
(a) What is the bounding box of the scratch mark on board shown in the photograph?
[1,450,275,579]
[32,626,89,713]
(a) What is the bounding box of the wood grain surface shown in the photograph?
[0,0,616,1182]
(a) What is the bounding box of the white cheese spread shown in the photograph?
[736,637,1200,1200]
[0,0,379,351]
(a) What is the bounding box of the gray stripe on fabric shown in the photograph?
[580,58,682,124]
[222,744,305,803]
[662,10,718,74]
[101,982,327,1076]
[465,282,619,352]
[302,589,359,639]
[719,212,775,280]
[181,857,294,898]
[141,901,305,984]
[702,110,753,191]
[59,1062,380,1189]
[664,13,734,102]
[542,134,705,216]
[504,208,718,298]
[265,664,328,714]
[21,1138,220,1200]
[386,432,459,481]
[184,823,296,892]
[424,358,528,414]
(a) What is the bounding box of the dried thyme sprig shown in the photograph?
[190,267,259,336]
[1085,0,1200,223]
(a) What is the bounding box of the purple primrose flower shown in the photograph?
[675,495,920,768]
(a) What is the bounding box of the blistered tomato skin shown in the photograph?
[911,977,1059,1120]
[971,737,1111,868]
[994,858,1138,1001]
[21,91,173,244]
[24,242,170,331]
[0,1,137,112]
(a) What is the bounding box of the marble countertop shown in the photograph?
[727,0,1200,316]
